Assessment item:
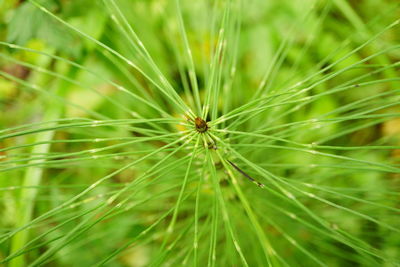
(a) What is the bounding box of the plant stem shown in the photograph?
[9,62,78,266]
[9,103,61,267]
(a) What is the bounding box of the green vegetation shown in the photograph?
[0,0,399,266]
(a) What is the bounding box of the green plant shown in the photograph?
[0,0,399,266]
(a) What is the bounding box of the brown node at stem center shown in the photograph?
[194,117,208,133]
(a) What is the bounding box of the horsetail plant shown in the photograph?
[0,0,399,266]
